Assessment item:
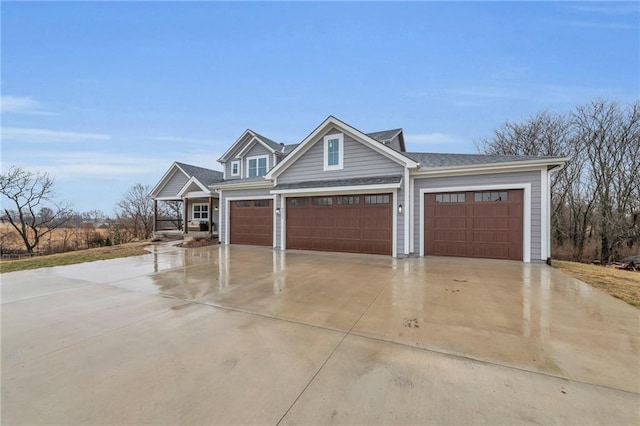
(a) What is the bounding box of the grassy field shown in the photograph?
[553,260,640,308]
[0,242,150,274]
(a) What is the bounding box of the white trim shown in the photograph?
[409,176,415,253]
[273,194,279,248]
[212,181,272,191]
[419,183,532,263]
[224,195,276,247]
[236,136,276,158]
[191,203,210,221]
[218,130,277,162]
[392,190,398,258]
[323,133,344,171]
[540,168,549,261]
[265,116,418,179]
[271,182,401,196]
[181,190,214,198]
[403,167,410,256]
[246,154,269,178]
[280,199,287,248]
[150,163,190,198]
[177,176,211,197]
[230,160,241,177]
[410,158,569,177]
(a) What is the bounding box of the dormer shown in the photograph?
[217,130,286,180]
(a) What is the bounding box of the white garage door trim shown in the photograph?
[419,183,531,262]
[225,195,277,248]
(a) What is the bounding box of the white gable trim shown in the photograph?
[150,162,190,198]
[419,183,532,263]
[177,176,211,197]
[265,116,418,179]
[218,130,254,162]
[236,136,276,158]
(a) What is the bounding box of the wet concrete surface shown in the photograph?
[2,244,639,424]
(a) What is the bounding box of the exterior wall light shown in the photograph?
[398,204,403,215]
[275,207,281,215]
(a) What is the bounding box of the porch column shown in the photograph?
[153,200,158,233]
[208,196,214,235]
[183,198,189,234]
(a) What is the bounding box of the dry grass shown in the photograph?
[553,260,640,308]
[0,242,150,274]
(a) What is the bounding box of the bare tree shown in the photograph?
[116,183,154,240]
[0,166,72,253]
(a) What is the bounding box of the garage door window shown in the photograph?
[289,198,308,206]
[475,191,508,202]
[253,200,270,207]
[435,193,465,203]
[364,195,390,204]
[235,201,251,208]
[336,196,359,205]
[312,197,333,206]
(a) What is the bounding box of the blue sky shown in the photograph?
[2,1,638,214]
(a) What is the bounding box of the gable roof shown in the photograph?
[175,162,224,186]
[150,161,223,198]
[367,128,405,152]
[218,129,283,162]
[265,116,419,179]
[404,152,568,170]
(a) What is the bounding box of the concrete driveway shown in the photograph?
[2,244,639,425]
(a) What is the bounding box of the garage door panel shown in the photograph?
[230,200,273,246]
[287,194,392,255]
[425,189,523,261]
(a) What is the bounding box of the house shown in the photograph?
[150,116,567,262]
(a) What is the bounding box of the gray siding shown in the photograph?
[223,133,253,180]
[244,142,274,177]
[387,134,403,152]
[412,170,542,260]
[157,170,188,198]
[278,128,404,184]
[219,187,274,244]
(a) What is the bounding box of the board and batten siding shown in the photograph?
[219,187,274,244]
[412,170,542,260]
[277,128,404,184]
[157,170,189,198]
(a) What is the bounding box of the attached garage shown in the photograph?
[424,189,523,260]
[229,199,273,246]
[286,194,392,255]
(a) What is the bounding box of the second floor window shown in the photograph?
[323,133,344,170]
[247,156,268,177]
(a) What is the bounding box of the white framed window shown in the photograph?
[323,133,344,171]
[192,204,209,220]
[230,160,240,177]
[247,155,268,178]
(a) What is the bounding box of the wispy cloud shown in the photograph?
[1,127,110,143]
[153,136,215,144]
[405,133,458,145]
[1,96,55,115]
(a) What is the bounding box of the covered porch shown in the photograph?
[152,195,220,237]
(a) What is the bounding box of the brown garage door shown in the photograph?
[287,194,392,255]
[425,190,523,260]
[230,199,273,246]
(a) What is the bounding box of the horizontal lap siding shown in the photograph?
[157,171,188,198]
[219,188,274,244]
[278,128,404,184]
[223,133,253,180]
[244,143,274,173]
[412,170,542,260]
[397,187,404,256]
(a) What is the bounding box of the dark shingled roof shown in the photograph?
[213,176,270,187]
[366,128,402,142]
[403,152,564,168]
[251,131,282,151]
[273,175,402,190]
[175,162,224,186]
